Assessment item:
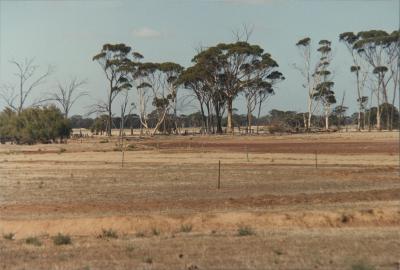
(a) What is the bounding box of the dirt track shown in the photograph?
[0,132,399,269]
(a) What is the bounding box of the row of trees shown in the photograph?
[72,102,399,136]
[295,30,399,131]
[0,29,398,141]
[91,30,285,136]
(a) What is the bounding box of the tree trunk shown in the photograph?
[325,109,329,131]
[307,94,312,131]
[108,103,112,136]
[256,101,262,134]
[247,111,252,134]
[226,98,233,133]
[376,76,382,131]
[215,105,222,134]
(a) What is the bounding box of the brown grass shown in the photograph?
[0,131,399,269]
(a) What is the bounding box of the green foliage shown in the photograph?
[0,106,71,144]
[152,228,160,236]
[351,261,375,270]
[135,231,145,238]
[180,224,193,233]
[237,226,255,236]
[3,232,15,240]
[91,115,108,135]
[25,236,42,246]
[99,228,118,239]
[296,37,311,47]
[52,233,72,245]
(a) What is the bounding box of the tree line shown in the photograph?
[295,30,399,131]
[0,28,399,143]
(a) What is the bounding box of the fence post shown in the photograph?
[315,150,318,168]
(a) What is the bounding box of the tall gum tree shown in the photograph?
[353,30,399,130]
[92,43,133,136]
[294,37,315,130]
[192,42,283,133]
[135,62,183,135]
[339,32,368,131]
[313,40,336,130]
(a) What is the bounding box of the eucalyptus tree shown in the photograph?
[135,62,183,135]
[242,70,283,133]
[177,65,212,133]
[0,58,53,114]
[295,37,315,130]
[192,42,283,133]
[382,31,400,130]
[190,46,226,133]
[372,66,388,130]
[353,30,399,130]
[92,43,133,136]
[339,32,369,130]
[313,40,336,130]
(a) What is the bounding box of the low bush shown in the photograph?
[52,233,71,245]
[0,106,71,144]
[180,224,193,233]
[3,233,15,240]
[98,228,118,239]
[351,261,375,270]
[25,236,42,246]
[237,225,255,236]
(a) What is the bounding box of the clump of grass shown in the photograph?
[152,228,160,236]
[99,139,109,143]
[126,144,136,151]
[341,213,353,224]
[180,224,193,233]
[237,225,255,236]
[135,231,145,238]
[3,232,15,240]
[99,228,118,239]
[52,233,71,245]
[351,261,375,270]
[125,244,135,252]
[25,236,42,246]
[144,256,153,264]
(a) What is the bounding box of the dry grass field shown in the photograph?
[0,131,399,270]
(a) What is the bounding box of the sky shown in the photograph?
[0,0,399,117]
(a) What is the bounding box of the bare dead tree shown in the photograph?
[0,58,53,113]
[46,77,88,118]
[119,89,135,137]
[232,23,254,42]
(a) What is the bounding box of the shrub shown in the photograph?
[351,261,375,270]
[52,233,71,245]
[135,231,145,238]
[144,257,153,264]
[99,228,118,239]
[126,144,136,151]
[3,233,15,240]
[0,106,71,144]
[180,224,193,233]
[237,226,255,236]
[152,228,160,236]
[25,236,42,246]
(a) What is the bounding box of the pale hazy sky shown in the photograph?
[0,0,398,117]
